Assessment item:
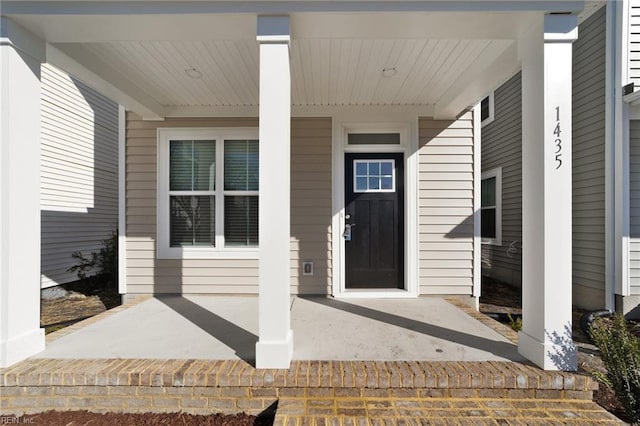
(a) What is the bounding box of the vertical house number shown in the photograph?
[554,106,563,169]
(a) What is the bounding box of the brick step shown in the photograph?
[0,358,598,416]
[0,386,612,420]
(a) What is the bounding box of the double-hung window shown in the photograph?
[481,167,502,245]
[158,128,259,258]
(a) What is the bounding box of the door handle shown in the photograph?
[343,223,355,241]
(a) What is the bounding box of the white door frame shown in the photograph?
[331,114,419,298]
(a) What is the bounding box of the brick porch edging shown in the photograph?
[0,359,597,415]
[0,359,594,391]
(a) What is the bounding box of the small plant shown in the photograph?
[68,229,118,285]
[507,313,522,332]
[589,313,640,424]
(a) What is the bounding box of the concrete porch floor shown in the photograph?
[34,295,525,363]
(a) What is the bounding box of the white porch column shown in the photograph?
[519,14,578,371]
[255,16,293,369]
[0,18,45,367]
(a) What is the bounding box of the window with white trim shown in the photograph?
[480,93,495,126]
[481,167,502,245]
[158,128,259,258]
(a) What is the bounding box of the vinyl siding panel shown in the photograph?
[290,117,333,294]
[629,120,640,295]
[40,64,119,288]
[572,6,607,308]
[480,72,522,286]
[629,0,640,85]
[418,113,475,296]
[125,114,332,295]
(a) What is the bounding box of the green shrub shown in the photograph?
[589,313,640,423]
[507,313,522,332]
[68,229,118,285]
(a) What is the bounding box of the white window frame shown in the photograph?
[481,167,502,246]
[157,128,259,259]
[480,92,495,127]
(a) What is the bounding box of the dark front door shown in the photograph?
[345,153,404,289]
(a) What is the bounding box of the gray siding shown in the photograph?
[572,6,607,308]
[480,72,523,286]
[628,121,640,295]
[418,113,475,295]
[40,63,119,288]
[125,115,332,295]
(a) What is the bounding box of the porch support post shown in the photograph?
[0,18,46,367]
[518,14,578,371]
[255,16,293,369]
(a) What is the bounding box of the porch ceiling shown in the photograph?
[6,6,591,118]
[53,38,512,110]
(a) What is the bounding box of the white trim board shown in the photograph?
[118,105,127,294]
[473,104,482,303]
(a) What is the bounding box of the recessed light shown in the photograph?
[382,67,397,78]
[185,68,203,79]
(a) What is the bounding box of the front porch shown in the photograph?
[0,1,589,371]
[1,296,616,423]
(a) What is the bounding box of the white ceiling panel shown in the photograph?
[80,40,260,107]
[68,37,513,110]
[290,39,508,107]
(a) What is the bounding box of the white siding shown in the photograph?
[418,113,475,295]
[629,0,640,86]
[40,64,119,288]
[480,72,522,286]
[628,121,640,295]
[125,115,332,295]
[572,6,607,308]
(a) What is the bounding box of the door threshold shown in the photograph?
[334,289,418,299]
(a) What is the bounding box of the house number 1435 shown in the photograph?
[554,106,562,169]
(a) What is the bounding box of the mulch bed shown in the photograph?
[41,277,121,334]
[12,411,265,426]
